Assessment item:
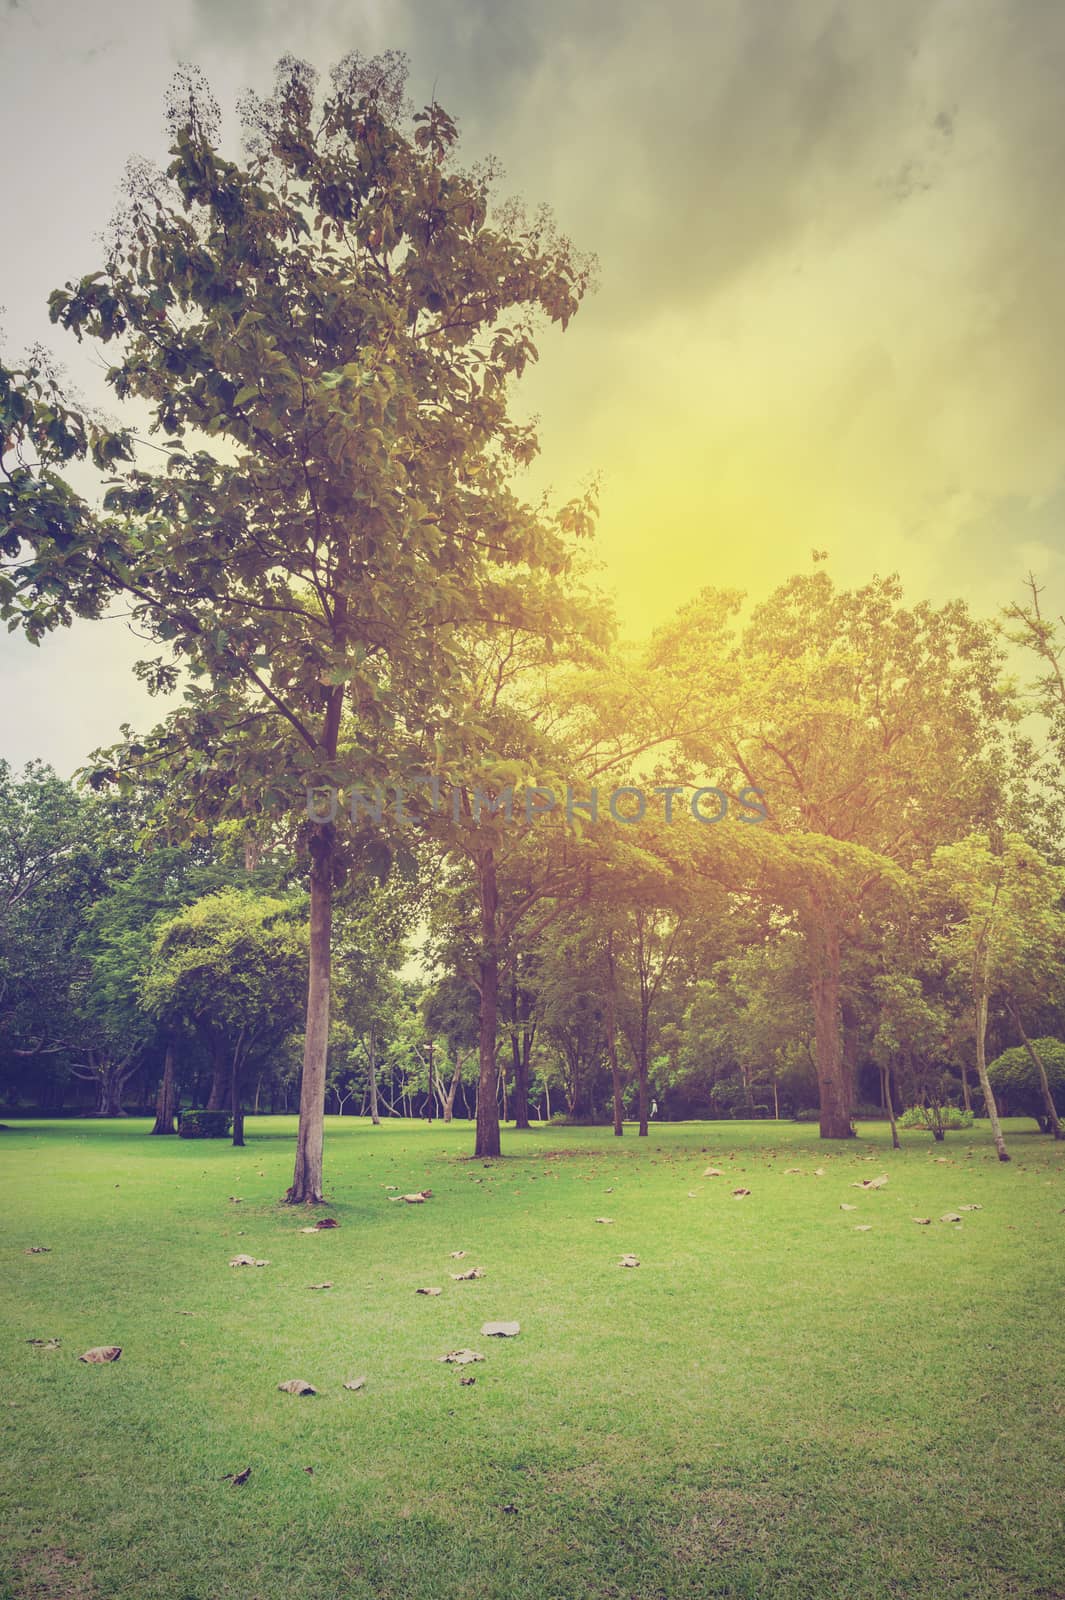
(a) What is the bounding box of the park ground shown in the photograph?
[2,1117,1064,1600]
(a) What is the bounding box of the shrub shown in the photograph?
[898,1105,974,1131]
[986,1040,1065,1127]
[852,1102,886,1121]
[178,1109,233,1139]
[793,1108,821,1122]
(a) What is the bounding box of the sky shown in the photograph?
[2,0,1065,775]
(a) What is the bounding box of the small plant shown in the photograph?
[898,1104,974,1135]
[178,1109,233,1139]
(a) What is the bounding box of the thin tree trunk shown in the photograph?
[960,1058,972,1113]
[150,1042,177,1135]
[806,911,853,1139]
[607,933,623,1137]
[231,1029,247,1148]
[772,1080,780,1121]
[287,828,334,1202]
[638,1016,649,1138]
[475,848,501,1158]
[206,1037,228,1111]
[368,1023,380,1126]
[973,989,1010,1162]
[511,973,531,1131]
[545,1079,551,1120]
[253,1073,263,1116]
[1007,998,1064,1138]
[443,1051,463,1123]
[884,1062,901,1150]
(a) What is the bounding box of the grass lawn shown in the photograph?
[2,1116,1064,1600]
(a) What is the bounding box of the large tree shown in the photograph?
[1,53,596,1198]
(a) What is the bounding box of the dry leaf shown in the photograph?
[416,1287,442,1296]
[79,1346,121,1363]
[450,1266,485,1281]
[940,1212,962,1223]
[449,1250,467,1259]
[784,1167,802,1175]
[595,1217,615,1225]
[384,1185,397,1191]
[851,1176,888,1190]
[314,1218,340,1229]
[24,1246,50,1254]
[703,1167,724,1177]
[307,1282,333,1291]
[342,1377,366,1391]
[481,1321,520,1337]
[229,1196,242,1204]
[277,1379,316,1395]
[26,1338,61,1349]
[853,1225,873,1232]
[840,1203,858,1212]
[298,1227,319,1234]
[438,1349,484,1365]
[229,1255,269,1267]
[225,1466,252,1486]
[619,1254,640,1268]
[459,1374,477,1386]
[912,1217,932,1225]
[813,1167,825,1176]
[732,1188,751,1198]
[958,1204,983,1212]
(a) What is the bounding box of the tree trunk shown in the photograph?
[231,1030,247,1148]
[883,1063,901,1150]
[286,827,335,1202]
[637,1015,649,1138]
[960,1059,972,1113]
[443,1051,463,1123]
[367,1023,380,1126]
[806,912,853,1138]
[1007,999,1064,1139]
[206,1037,228,1111]
[150,1042,177,1135]
[973,989,1010,1162]
[607,934,623,1137]
[475,848,501,1158]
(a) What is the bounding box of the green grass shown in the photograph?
[2,1116,1064,1600]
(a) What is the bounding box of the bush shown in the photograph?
[178,1109,233,1139]
[898,1104,974,1131]
[986,1040,1065,1126]
[793,1108,821,1122]
[852,1102,886,1121]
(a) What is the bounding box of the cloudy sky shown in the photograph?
[3,0,1064,773]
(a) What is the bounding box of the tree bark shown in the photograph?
[475,848,501,1158]
[231,1029,247,1148]
[442,1051,463,1123]
[1007,998,1064,1139]
[973,990,1010,1162]
[287,827,335,1201]
[150,1042,177,1135]
[806,912,854,1138]
[883,1063,901,1150]
[960,1059,972,1113]
[510,974,532,1131]
[637,1014,649,1138]
[607,933,624,1137]
[367,1022,380,1126]
[206,1037,228,1111]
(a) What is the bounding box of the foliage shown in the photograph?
[898,1104,974,1131]
[177,1108,233,1138]
[987,1039,1065,1123]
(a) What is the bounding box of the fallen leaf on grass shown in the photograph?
[389,1190,433,1204]
[619,1254,640,1268]
[784,1167,802,1175]
[277,1379,317,1395]
[314,1218,340,1229]
[459,1374,477,1386]
[481,1321,520,1337]
[840,1203,858,1212]
[229,1196,243,1203]
[853,1225,873,1232]
[25,1245,51,1254]
[307,1282,333,1291]
[703,1167,725,1177]
[229,1255,269,1267]
[342,1377,367,1391]
[80,1346,121,1363]
[26,1338,61,1349]
[940,1213,962,1224]
[224,1466,252,1486]
[416,1287,442,1296]
[813,1168,825,1177]
[958,1204,983,1212]
[851,1176,888,1190]
[595,1217,615,1225]
[450,1267,485,1281]
[438,1349,484,1365]
[303,1466,314,1475]
[912,1217,932,1225]
[449,1250,467,1259]
[732,1188,751,1198]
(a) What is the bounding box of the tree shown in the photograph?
[1,53,596,1199]
[140,888,307,1145]
[987,1039,1065,1129]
